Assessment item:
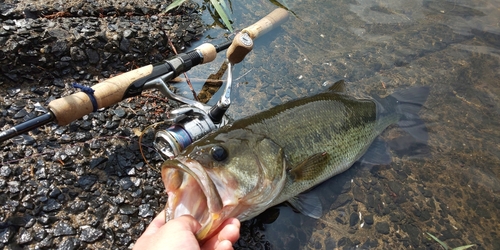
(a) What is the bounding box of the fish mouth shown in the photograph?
[161,157,224,240]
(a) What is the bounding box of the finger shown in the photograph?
[201,218,240,250]
[141,210,167,236]
[217,223,240,244]
[215,240,234,250]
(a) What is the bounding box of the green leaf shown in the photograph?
[210,0,233,32]
[426,233,450,250]
[164,0,187,13]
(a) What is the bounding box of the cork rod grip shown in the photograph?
[242,8,289,40]
[48,65,154,125]
[226,8,289,64]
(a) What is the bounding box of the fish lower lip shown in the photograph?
[164,167,210,223]
[161,159,222,239]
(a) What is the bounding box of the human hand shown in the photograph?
[133,211,240,250]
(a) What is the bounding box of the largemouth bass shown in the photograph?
[161,81,429,240]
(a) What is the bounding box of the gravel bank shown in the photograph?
[0,1,208,249]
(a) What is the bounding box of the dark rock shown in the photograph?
[119,204,138,215]
[7,87,21,97]
[70,200,88,213]
[17,228,33,245]
[42,199,62,212]
[57,237,80,250]
[33,228,47,242]
[51,41,68,57]
[113,108,126,118]
[0,166,11,177]
[364,214,374,225]
[12,134,35,146]
[119,38,130,52]
[0,227,13,243]
[8,181,20,193]
[70,47,87,61]
[53,221,76,236]
[85,48,99,64]
[79,226,103,243]
[330,193,352,209]
[352,185,365,202]
[349,212,359,227]
[401,224,420,247]
[123,29,135,38]
[362,238,379,248]
[138,203,154,218]
[375,222,390,234]
[77,174,97,191]
[325,237,336,249]
[7,215,35,227]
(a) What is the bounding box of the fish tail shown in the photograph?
[377,86,430,143]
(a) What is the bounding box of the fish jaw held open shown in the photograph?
[161,157,227,240]
[161,131,288,241]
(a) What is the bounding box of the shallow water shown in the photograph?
[180,0,500,249]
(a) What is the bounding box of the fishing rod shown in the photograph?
[0,8,289,158]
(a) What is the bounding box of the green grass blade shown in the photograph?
[219,0,232,15]
[452,245,475,250]
[426,233,450,250]
[210,0,233,32]
[164,0,187,13]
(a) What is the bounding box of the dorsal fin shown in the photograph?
[327,80,346,93]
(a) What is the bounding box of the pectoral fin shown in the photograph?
[289,152,329,181]
[287,192,322,219]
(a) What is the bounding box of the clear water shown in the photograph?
[177,0,500,248]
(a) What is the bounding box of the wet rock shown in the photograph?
[364,214,374,225]
[119,204,138,215]
[330,193,352,209]
[0,166,11,177]
[79,226,103,243]
[70,200,88,213]
[113,108,126,118]
[8,181,20,193]
[57,237,80,250]
[12,134,35,145]
[53,221,76,236]
[70,46,87,61]
[0,227,14,243]
[77,174,97,191]
[349,212,359,227]
[7,215,35,227]
[123,29,134,38]
[17,227,34,245]
[352,185,365,202]
[33,227,47,242]
[85,48,99,64]
[51,41,68,57]
[7,87,21,97]
[138,203,154,218]
[42,199,62,212]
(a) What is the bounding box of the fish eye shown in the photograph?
[210,146,228,161]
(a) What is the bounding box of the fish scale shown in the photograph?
[239,95,396,206]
